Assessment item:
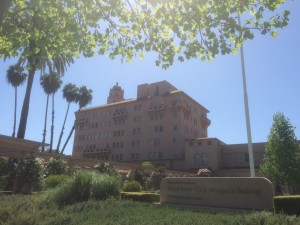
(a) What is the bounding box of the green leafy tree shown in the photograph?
[261,113,300,188]
[6,65,27,137]
[56,83,79,152]
[1,0,291,138]
[61,86,93,154]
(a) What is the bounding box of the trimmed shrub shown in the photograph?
[44,174,71,189]
[274,195,300,215]
[48,171,121,207]
[123,181,142,192]
[121,192,160,203]
[127,168,147,187]
[46,157,70,175]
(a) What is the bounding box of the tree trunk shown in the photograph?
[57,102,70,152]
[12,87,17,137]
[41,95,49,152]
[49,93,55,153]
[17,59,36,139]
[61,122,75,154]
[61,108,81,154]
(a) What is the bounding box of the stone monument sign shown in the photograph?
[160,177,274,210]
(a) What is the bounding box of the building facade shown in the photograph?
[184,137,266,176]
[72,81,270,174]
[72,81,211,169]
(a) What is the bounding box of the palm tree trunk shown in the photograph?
[41,95,49,152]
[17,58,36,139]
[61,122,75,154]
[49,93,55,153]
[12,87,17,137]
[57,102,70,153]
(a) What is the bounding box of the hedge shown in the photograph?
[121,192,160,203]
[274,195,300,215]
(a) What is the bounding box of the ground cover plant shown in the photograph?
[1,194,300,225]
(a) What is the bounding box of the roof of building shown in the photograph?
[77,81,209,113]
[0,134,47,158]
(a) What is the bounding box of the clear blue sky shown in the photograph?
[1,1,299,156]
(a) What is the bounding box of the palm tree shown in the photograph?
[61,86,93,154]
[17,52,73,139]
[6,65,27,137]
[40,72,62,152]
[56,83,78,152]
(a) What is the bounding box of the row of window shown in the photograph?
[113,130,125,137]
[112,142,124,149]
[189,141,213,147]
[82,151,165,161]
[149,113,164,121]
[149,152,163,160]
[149,126,163,133]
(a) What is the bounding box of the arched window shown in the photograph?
[194,153,208,167]
[194,153,201,167]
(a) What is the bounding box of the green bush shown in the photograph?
[44,174,71,189]
[146,171,166,191]
[0,158,9,176]
[274,195,300,215]
[14,156,45,194]
[0,176,7,191]
[46,157,70,175]
[48,171,121,207]
[121,192,160,203]
[127,168,147,187]
[123,181,142,192]
[94,162,117,175]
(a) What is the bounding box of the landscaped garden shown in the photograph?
[1,156,300,225]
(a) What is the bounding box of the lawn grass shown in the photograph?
[0,194,299,225]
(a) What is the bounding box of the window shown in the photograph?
[194,154,201,167]
[202,153,208,167]
[194,153,208,167]
[159,152,162,159]
[189,142,193,147]
[207,141,212,145]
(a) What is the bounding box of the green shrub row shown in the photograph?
[122,181,142,192]
[121,192,160,203]
[274,195,300,215]
[47,171,121,207]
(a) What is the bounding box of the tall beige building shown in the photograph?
[72,81,211,169]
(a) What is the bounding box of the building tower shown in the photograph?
[107,82,124,104]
